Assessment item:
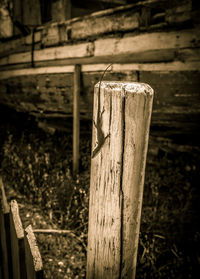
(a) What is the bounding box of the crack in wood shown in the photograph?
[119,92,126,279]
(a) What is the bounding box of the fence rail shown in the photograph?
[0,177,43,279]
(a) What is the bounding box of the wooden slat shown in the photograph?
[0,28,199,66]
[10,200,26,279]
[0,211,9,279]
[1,59,200,81]
[0,177,11,279]
[0,177,9,214]
[24,225,43,279]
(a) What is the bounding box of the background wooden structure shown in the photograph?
[0,0,199,157]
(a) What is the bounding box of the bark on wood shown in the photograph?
[87,81,154,278]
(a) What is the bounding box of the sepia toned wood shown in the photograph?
[10,200,27,279]
[0,69,199,142]
[0,0,196,58]
[1,27,199,67]
[1,60,200,81]
[23,0,41,27]
[73,64,81,176]
[94,29,200,57]
[70,9,139,40]
[65,0,72,20]
[13,0,23,36]
[0,177,9,214]
[0,41,94,66]
[87,81,154,278]
[0,179,12,279]
[0,211,9,279]
[24,225,43,279]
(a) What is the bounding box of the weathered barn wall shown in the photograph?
[0,0,199,148]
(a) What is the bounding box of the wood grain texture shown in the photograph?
[87,81,153,278]
[1,27,199,66]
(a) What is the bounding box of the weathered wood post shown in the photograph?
[73,64,81,177]
[87,81,154,279]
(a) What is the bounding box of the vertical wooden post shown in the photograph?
[73,64,81,177]
[24,225,43,279]
[64,0,72,20]
[0,176,11,279]
[87,81,154,279]
[10,200,26,279]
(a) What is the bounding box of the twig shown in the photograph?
[33,229,87,251]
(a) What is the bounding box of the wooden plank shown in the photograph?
[41,26,60,47]
[10,200,27,279]
[139,71,200,112]
[24,225,43,279]
[87,81,153,278]
[0,28,199,66]
[33,42,94,61]
[0,42,93,66]
[70,9,139,40]
[94,29,200,57]
[0,0,196,57]
[0,177,9,214]
[0,211,9,279]
[73,65,81,176]
[165,0,192,24]
[0,177,11,279]
[1,60,200,80]
[1,212,13,279]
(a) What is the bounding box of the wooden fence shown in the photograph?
[0,177,43,279]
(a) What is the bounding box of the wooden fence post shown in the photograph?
[24,225,44,279]
[87,81,154,279]
[10,200,26,279]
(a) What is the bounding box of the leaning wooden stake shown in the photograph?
[87,81,154,279]
[73,64,81,177]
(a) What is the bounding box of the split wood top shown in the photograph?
[95,81,154,96]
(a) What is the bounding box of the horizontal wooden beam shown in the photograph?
[0,61,200,80]
[0,0,196,59]
[0,42,93,66]
[0,28,199,67]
